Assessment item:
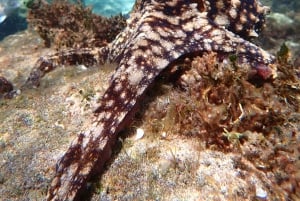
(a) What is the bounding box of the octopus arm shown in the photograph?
[0,76,13,95]
[45,45,174,200]
[24,47,110,87]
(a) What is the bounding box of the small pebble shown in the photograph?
[134,128,144,140]
[256,187,267,199]
[161,131,167,138]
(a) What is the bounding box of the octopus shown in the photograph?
[0,76,13,96]
[1,0,276,200]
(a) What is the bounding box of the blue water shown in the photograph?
[0,0,299,40]
[85,0,135,17]
[0,0,135,40]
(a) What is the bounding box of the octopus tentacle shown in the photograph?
[24,47,110,87]
[0,76,13,96]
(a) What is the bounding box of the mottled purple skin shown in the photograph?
[22,0,275,200]
[0,76,13,95]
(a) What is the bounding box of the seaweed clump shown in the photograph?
[136,48,299,199]
[169,54,280,148]
[158,50,299,198]
[26,0,126,48]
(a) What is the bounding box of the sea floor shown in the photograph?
[0,2,300,201]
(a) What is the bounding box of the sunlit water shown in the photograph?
[0,0,299,38]
[85,0,135,16]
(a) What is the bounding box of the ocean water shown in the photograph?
[84,0,135,16]
[1,0,300,35]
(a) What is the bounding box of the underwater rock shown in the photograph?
[268,13,294,30]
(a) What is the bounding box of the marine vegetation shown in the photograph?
[122,47,300,201]
[26,0,126,48]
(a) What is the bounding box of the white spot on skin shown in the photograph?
[80,162,92,175]
[250,48,257,55]
[182,21,195,32]
[148,31,161,41]
[248,30,258,37]
[152,45,163,55]
[128,68,144,86]
[204,42,212,51]
[123,99,130,105]
[120,91,127,100]
[222,44,234,52]
[210,29,222,38]
[232,0,241,7]
[154,58,169,69]
[137,38,149,47]
[214,14,230,27]
[235,23,243,31]
[171,50,181,59]
[140,23,152,32]
[176,38,185,47]
[160,39,174,52]
[114,82,122,92]
[173,29,187,38]
[129,99,136,108]
[156,27,170,38]
[229,8,237,19]
[64,163,79,181]
[239,14,247,24]
[105,112,112,120]
[82,135,90,149]
[120,74,127,81]
[194,33,203,40]
[106,99,115,108]
[136,85,147,98]
[90,124,104,141]
[200,23,212,32]
[147,72,154,80]
[97,135,109,151]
